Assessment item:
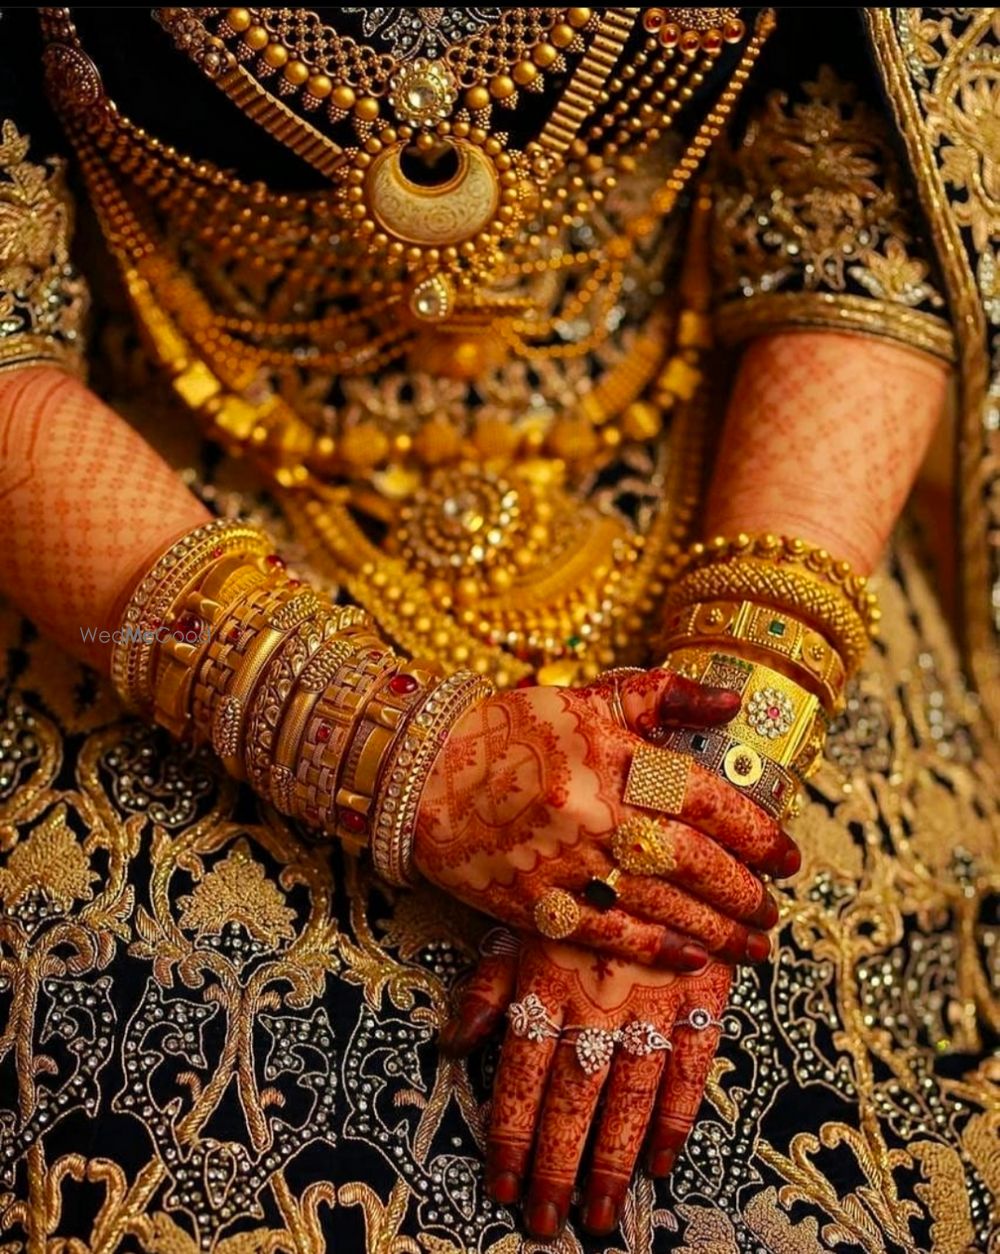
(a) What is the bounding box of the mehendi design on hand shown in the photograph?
[415,670,795,967]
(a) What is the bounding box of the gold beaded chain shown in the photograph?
[37,8,774,686]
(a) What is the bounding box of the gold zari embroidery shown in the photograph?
[712,64,955,362]
[0,119,88,375]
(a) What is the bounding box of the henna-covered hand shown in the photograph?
[415,669,798,970]
[441,933,732,1239]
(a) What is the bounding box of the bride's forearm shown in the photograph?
[704,332,949,574]
[0,365,210,666]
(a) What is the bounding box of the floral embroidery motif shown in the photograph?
[0,803,97,913]
[712,64,953,358]
[0,120,88,373]
[176,837,297,946]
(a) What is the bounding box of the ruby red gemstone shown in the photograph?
[173,612,203,637]
[316,723,332,743]
[287,579,302,588]
[643,10,664,30]
[341,811,366,834]
[767,706,780,719]
[227,626,241,644]
[211,546,224,559]
[389,674,418,695]
[265,554,286,569]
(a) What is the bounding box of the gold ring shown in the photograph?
[583,868,621,911]
[623,742,689,815]
[534,888,581,939]
[596,667,642,731]
[611,816,677,877]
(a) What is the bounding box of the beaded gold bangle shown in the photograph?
[659,598,848,714]
[676,534,880,631]
[111,519,272,713]
[371,670,495,887]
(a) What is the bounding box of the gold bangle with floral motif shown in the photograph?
[659,598,848,714]
[663,646,827,779]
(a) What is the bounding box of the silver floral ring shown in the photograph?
[507,993,560,1042]
[675,1007,726,1032]
[561,1020,672,1075]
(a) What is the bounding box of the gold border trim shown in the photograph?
[0,334,80,377]
[865,9,997,729]
[715,291,957,365]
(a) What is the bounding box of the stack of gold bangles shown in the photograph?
[532,533,878,939]
[656,532,878,816]
[111,518,494,882]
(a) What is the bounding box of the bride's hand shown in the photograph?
[441,932,732,1239]
[414,669,798,970]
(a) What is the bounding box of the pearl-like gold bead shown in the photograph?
[465,85,491,110]
[308,73,333,99]
[263,42,288,68]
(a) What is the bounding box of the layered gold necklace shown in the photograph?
[39,7,774,685]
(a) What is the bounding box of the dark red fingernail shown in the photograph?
[678,942,709,971]
[660,681,740,726]
[648,1148,676,1176]
[488,1171,521,1205]
[524,1201,560,1239]
[746,930,771,963]
[777,844,801,878]
[582,1195,618,1234]
[750,891,779,929]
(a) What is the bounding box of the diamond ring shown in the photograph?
[507,993,560,1042]
[675,1006,726,1032]
[561,1019,672,1075]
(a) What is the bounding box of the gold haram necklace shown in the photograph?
[40,7,774,686]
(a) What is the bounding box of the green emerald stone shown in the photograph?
[767,618,786,637]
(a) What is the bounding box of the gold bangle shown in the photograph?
[663,646,826,779]
[677,534,880,631]
[151,553,272,737]
[269,615,371,798]
[371,670,495,886]
[666,560,870,675]
[243,606,343,803]
[211,586,324,779]
[112,519,272,712]
[190,568,314,734]
[659,598,847,713]
[291,640,398,848]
